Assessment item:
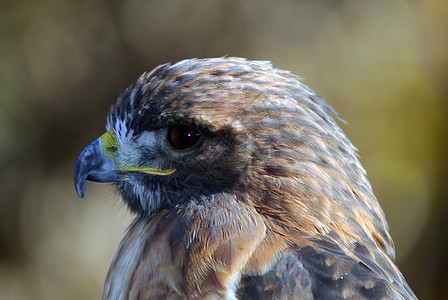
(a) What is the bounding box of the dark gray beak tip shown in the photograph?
[75,179,86,198]
[76,185,86,198]
[74,155,88,198]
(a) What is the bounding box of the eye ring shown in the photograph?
[166,125,200,150]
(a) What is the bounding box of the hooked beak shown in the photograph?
[74,137,120,198]
[74,130,176,198]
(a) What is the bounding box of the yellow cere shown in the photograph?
[100,130,176,176]
[100,129,119,159]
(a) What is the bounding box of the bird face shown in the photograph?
[74,71,249,216]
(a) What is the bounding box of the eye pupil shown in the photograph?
[167,125,200,149]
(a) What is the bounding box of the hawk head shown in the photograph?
[74,57,415,299]
[75,57,387,244]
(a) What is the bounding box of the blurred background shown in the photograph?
[1,0,447,299]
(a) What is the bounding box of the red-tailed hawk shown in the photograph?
[74,57,416,299]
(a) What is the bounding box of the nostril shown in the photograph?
[107,145,118,154]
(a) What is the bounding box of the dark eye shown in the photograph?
[166,125,200,149]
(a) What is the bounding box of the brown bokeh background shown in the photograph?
[1,0,447,299]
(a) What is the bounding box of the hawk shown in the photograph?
[74,57,416,299]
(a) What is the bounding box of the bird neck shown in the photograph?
[102,194,268,299]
